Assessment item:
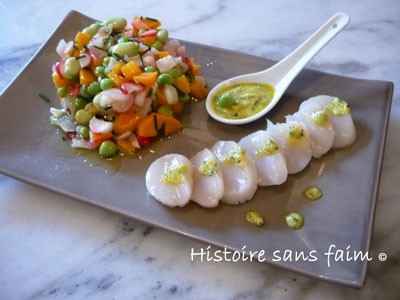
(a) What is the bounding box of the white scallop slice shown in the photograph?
[266,120,312,174]
[286,112,335,158]
[211,141,258,205]
[190,149,224,208]
[239,130,288,186]
[145,154,193,207]
[299,95,356,149]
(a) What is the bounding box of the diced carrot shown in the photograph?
[156,86,167,105]
[133,72,157,88]
[90,132,113,146]
[185,57,201,75]
[157,113,183,136]
[52,72,68,87]
[174,75,191,94]
[171,102,184,115]
[75,32,91,49]
[79,69,96,85]
[121,61,142,80]
[136,113,159,137]
[190,77,208,99]
[139,35,157,46]
[117,138,136,155]
[136,113,182,137]
[109,73,127,87]
[143,17,160,29]
[113,111,141,135]
[157,51,170,58]
[133,17,150,31]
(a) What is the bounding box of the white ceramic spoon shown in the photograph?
[205,13,350,125]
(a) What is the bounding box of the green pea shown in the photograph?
[80,85,91,99]
[100,78,115,90]
[179,93,191,103]
[63,57,81,80]
[217,94,236,108]
[156,29,169,43]
[82,23,101,37]
[75,109,93,125]
[118,36,130,43]
[95,66,105,77]
[99,140,118,158]
[57,86,68,98]
[158,105,173,116]
[151,40,163,50]
[77,125,90,140]
[104,17,127,33]
[285,212,304,230]
[104,36,115,50]
[87,81,102,96]
[74,97,88,111]
[111,41,139,57]
[157,73,173,85]
[144,66,156,73]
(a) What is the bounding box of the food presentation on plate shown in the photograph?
[0,9,394,288]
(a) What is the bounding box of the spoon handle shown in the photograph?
[267,13,350,89]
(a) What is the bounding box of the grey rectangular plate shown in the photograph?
[0,11,393,287]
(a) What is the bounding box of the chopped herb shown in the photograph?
[245,210,265,227]
[38,93,51,104]
[303,186,323,201]
[199,159,218,176]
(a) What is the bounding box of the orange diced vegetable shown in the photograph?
[171,102,184,115]
[117,138,136,154]
[90,132,113,146]
[186,57,201,75]
[79,69,96,85]
[75,32,91,48]
[133,17,150,31]
[113,111,141,135]
[190,77,208,99]
[156,86,167,105]
[52,72,68,87]
[157,51,170,58]
[139,35,157,46]
[109,73,127,86]
[136,113,182,137]
[158,113,183,136]
[174,75,191,94]
[143,17,160,29]
[121,61,142,80]
[133,72,157,88]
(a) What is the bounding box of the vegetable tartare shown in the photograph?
[50,16,208,158]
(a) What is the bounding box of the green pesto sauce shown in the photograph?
[212,83,274,119]
[326,98,351,116]
[256,139,279,157]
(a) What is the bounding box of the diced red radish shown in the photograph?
[164,84,178,104]
[163,39,180,56]
[56,39,67,57]
[93,89,135,113]
[134,89,147,106]
[129,134,140,149]
[71,138,97,149]
[120,83,143,95]
[89,117,113,134]
[53,61,64,78]
[140,29,157,37]
[143,55,155,67]
[116,131,132,140]
[156,55,177,73]
[176,45,186,58]
[78,53,91,68]
[88,46,106,61]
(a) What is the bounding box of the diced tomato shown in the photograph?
[69,84,80,97]
[137,135,153,146]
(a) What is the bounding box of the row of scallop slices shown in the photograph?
[145,95,356,208]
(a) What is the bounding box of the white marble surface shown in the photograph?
[1,0,399,299]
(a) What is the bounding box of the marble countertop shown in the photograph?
[1,0,399,299]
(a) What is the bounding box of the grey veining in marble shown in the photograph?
[0,0,399,299]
